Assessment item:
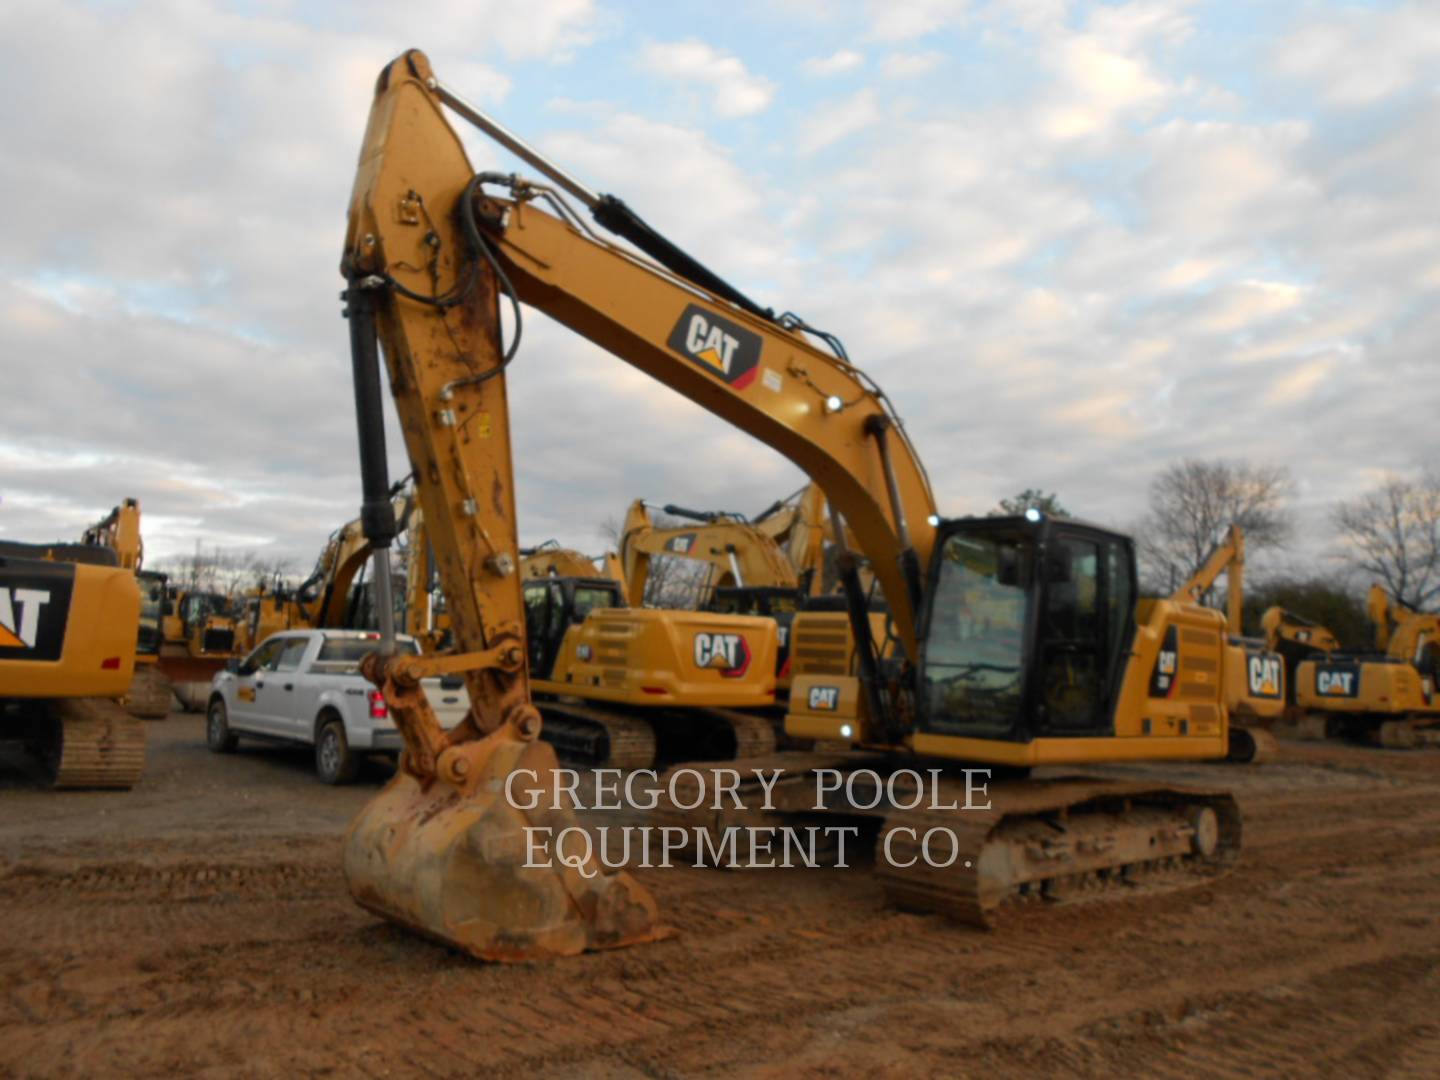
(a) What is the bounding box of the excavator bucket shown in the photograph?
[343,729,666,962]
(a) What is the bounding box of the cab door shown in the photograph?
[254,636,311,737]
[523,581,563,678]
[229,637,285,731]
[1033,532,1133,737]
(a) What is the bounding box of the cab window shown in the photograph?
[243,637,285,674]
[274,638,310,673]
[573,585,619,621]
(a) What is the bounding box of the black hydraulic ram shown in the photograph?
[433,80,774,322]
[343,276,399,651]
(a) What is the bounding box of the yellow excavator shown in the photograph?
[619,498,800,607]
[1,528,146,788]
[80,500,173,718]
[516,540,775,768]
[619,491,841,694]
[1285,585,1440,747]
[1163,525,1283,762]
[333,51,1243,960]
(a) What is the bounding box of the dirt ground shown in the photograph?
[2,716,1439,1078]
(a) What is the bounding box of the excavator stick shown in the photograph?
[338,58,666,960]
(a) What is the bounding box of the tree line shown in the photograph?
[996,460,1440,643]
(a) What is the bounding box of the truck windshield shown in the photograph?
[316,637,420,668]
[922,529,1031,736]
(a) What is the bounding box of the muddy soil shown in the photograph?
[2,717,1438,1077]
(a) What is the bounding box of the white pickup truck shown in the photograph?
[205,629,469,784]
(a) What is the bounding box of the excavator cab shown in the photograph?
[521,576,625,679]
[135,570,167,657]
[917,515,1133,742]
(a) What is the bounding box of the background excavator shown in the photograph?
[1284,585,1440,747]
[80,500,173,719]
[618,490,840,694]
[1,521,146,788]
[620,498,802,607]
[1163,525,1283,762]
[619,498,803,683]
[333,51,1246,961]
[515,536,781,767]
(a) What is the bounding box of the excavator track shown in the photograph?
[123,664,174,719]
[1226,724,1278,764]
[538,701,658,769]
[36,698,146,789]
[1373,717,1440,749]
[872,777,1240,927]
[538,701,780,769]
[697,708,778,759]
[652,755,1240,927]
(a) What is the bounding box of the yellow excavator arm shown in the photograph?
[1369,583,1439,666]
[81,499,144,572]
[754,484,828,596]
[1172,525,1244,634]
[618,498,799,607]
[520,541,613,581]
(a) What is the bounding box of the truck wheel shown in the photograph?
[206,698,238,753]
[316,718,359,785]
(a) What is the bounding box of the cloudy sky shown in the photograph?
[1,0,1436,579]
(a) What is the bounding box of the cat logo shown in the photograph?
[0,563,72,662]
[1247,654,1282,698]
[666,304,763,389]
[1148,626,1180,698]
[807,685,840,711]
[576,644,593,662]
[1317,669,1357,697]
[0,588,50,650]
[694,632,752,678]
[666,534,696,555]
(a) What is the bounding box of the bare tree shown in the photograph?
[599,509,716,609]
[1333,472,1440,609]
[1138,458,1293,591]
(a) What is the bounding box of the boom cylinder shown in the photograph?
[345,278,399,651]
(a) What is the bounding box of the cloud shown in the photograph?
[1274,2,1440,106]
[865,0,971,43]
[879,50,944,79]
[794,89,883,155]
[802,49,865,77]
[1,0,1437,584]
[639,39,776,117]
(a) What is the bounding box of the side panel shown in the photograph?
[0,558,138,699]
[537,609,777,707]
